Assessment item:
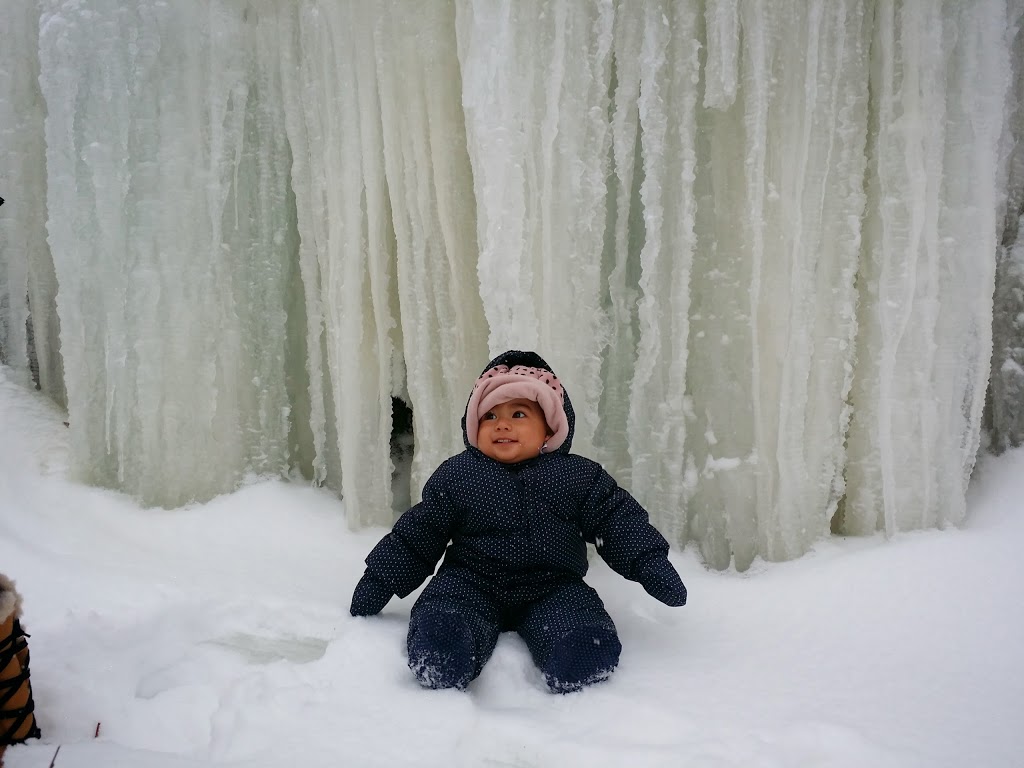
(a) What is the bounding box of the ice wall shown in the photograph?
[34,1,297,506]
[1,0,1022,569]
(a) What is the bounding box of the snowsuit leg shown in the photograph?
[407,568,501,690]
[515,581,621,694]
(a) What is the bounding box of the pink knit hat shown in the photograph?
[466,364,568,453]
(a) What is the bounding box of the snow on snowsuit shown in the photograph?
[351,350,686,692]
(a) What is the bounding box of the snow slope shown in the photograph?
[1,367,1022,767]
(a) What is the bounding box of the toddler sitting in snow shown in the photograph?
[349,350,686,693]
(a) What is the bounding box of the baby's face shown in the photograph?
[477,398,552,464]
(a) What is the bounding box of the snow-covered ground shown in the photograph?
[1,365,1022,768]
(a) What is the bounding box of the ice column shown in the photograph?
[373,3,489,500]
[0,2,32,373]
[593,4,645,480]
[615,0,700,548]
[455,0,616,454]
[684,0,870,569]
[38,1,295,507]
[278,2,489,523]
[0,1,63,404]
[277,3,400,525]
[844,0,1010,534]
[702,0,738,111]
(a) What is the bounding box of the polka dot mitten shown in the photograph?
[637,558,687,607]
[349,571,394,616]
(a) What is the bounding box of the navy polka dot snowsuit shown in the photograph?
[353,350,686,693]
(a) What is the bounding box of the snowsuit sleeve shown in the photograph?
[363,468,460,598]
[579,464,672,581]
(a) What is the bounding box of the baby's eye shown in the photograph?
[513,410,527,418]
[482,412,496,420]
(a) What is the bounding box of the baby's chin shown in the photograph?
[482,442,531,463]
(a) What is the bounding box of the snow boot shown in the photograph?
[407,612,476,691]
[0,574,41,764]
[541,625,622,694]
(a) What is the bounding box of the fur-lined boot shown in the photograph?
[0,574,41,764]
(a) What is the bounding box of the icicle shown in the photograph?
[684,0,871,569]
[684,1,772,570]
[236,5,301,479]
[752,0,870,562]
[924,0,1009,521]
[593,4,644,479]
[624,0,699,548]
[373,3,488,503]
[0,1,59,400]
[0,2,29,373]
[455,1,538,352]
[846,0,1009,535]
[785,1,871,550]
[533,0,616,454]
[276,3,334,490]
[40,0,137,493]
[456,0,615,454]
[328,2,397,525]
[703,0,739,110]
[276,2,401,527]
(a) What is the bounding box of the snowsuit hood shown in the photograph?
[462,350,576,455]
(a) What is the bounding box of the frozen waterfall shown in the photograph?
[2,0,1023,570]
